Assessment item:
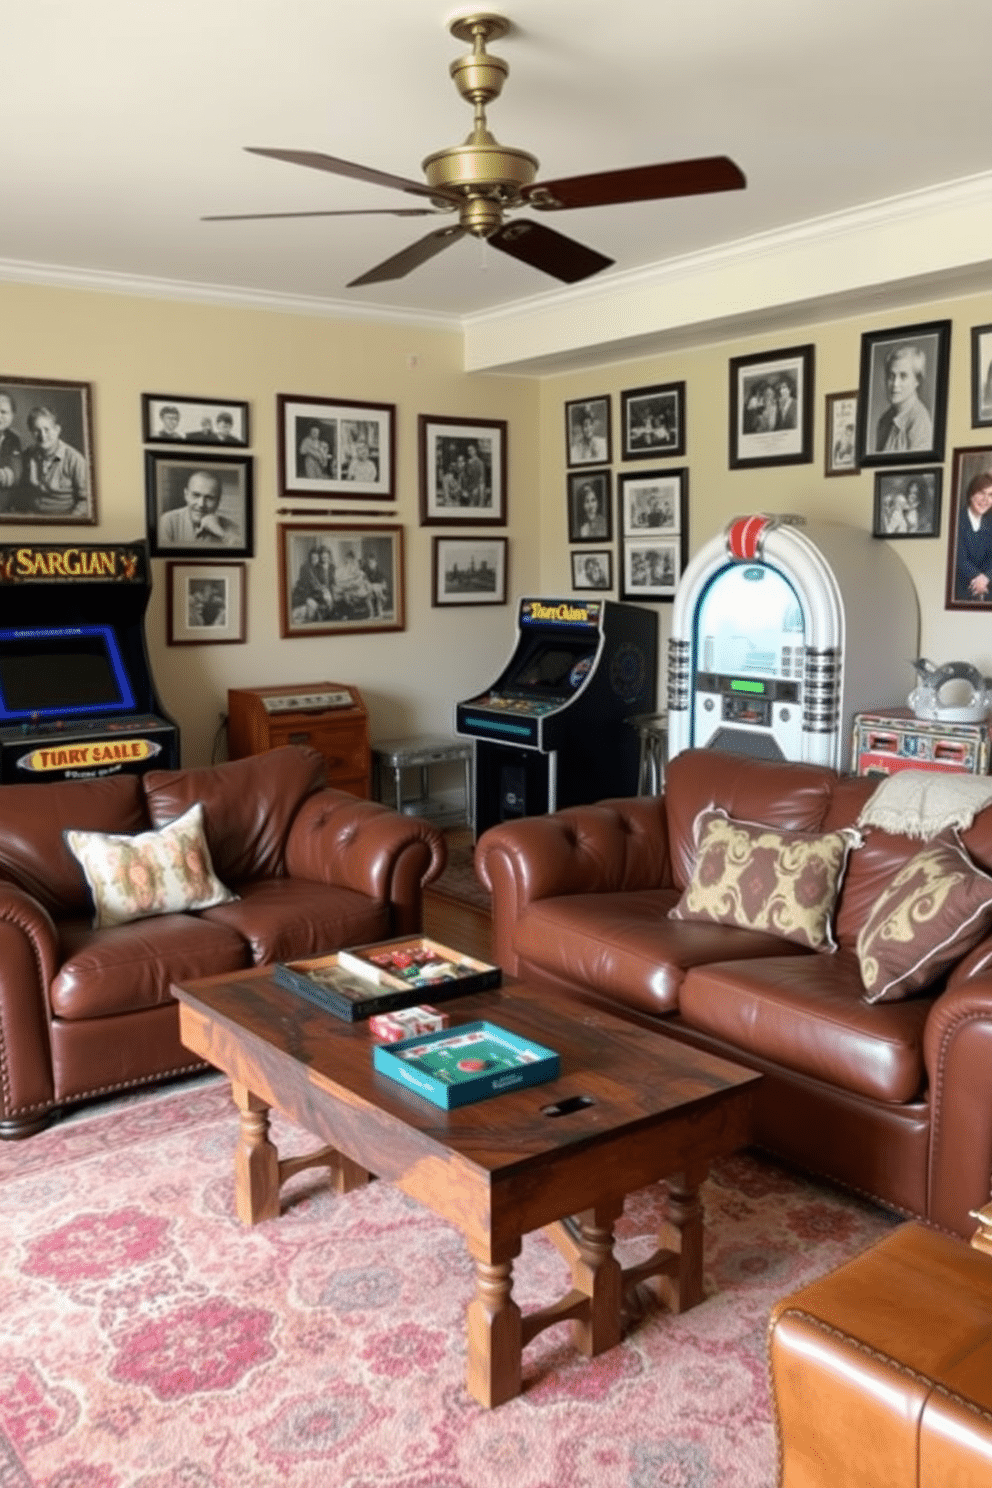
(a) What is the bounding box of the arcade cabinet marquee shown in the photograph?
[0,541,179,782]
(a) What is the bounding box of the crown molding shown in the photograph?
[0,256,457,333]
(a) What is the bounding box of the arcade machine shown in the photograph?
[456,596,657,835]
[0,540,179,782]
[667,513,919,770]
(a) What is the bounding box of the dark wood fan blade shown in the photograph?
[202,208,438,223]
[246,148,438,200]
[487,219,613,283]
[347,225,465,287]
[524,156,746,210]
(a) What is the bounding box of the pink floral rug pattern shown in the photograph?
[0,1076,898,1487]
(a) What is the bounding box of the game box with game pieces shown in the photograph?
[372,1021,560,1109]
[272,936,500,1023]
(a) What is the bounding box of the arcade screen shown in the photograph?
[0,625,135,721]
[505,637,597,697]
[696,564,805,678]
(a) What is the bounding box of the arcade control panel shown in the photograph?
[0,713,178,782]
[227,681,371,797]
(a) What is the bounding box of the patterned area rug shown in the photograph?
[0,1077,898,1487]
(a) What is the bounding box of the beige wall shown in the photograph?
[537,286,992,709]
[0,282,540,765]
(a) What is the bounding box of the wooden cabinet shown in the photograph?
[227,682,371,797]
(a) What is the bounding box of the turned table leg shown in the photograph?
[568,1203,624,1356]
[231,1082,280,1225]
[662,1165,706,1313]
[465,1237,523,1409]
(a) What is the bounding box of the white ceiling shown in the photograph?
[6,0,992,326]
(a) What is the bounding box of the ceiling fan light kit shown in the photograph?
[212,11,746,289]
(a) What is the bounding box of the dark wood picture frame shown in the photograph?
[618,467,688,601]
[166,560,246,645]
[418,414,507,526]
[277,394,395,500]
[855,320,951,467]
[824,391,859,477]
[945,446,992,610]
[571,549,612,591]
[728,345,814,469]
[277,522,404,636]
[143,394,250,448]
[0,375,97,525]
[565,395,612,468]
[620,380,685,460]
[145,450,253,558]
[971,323,992,428]
[872,469,942,539]
[567,469,612,543]
[431,535,508,607]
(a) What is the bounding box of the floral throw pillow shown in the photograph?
[65,802,237,930]
[857,833,992,1004]
[668,807,857,952]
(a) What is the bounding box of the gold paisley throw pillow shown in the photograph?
[65,801,237,930]
[668,807,856,951]
[857,833,992,1004]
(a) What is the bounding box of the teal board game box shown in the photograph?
[373,1021,559,1109]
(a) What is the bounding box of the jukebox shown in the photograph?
[0,540,179,782]
[456,596,657,834]
[667,514,919,770]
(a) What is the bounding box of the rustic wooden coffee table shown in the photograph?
[174,967,761,1408]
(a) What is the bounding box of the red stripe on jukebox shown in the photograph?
[726,514,772,561]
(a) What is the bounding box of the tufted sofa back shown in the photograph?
[143,746,327,884]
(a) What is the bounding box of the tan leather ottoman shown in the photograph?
[768,1221,992,1488]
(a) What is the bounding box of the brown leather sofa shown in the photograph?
[0,746,445,1138]
[476,748,992,1240]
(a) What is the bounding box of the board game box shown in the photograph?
[372,1021,559,1109]
[336,935,501,998]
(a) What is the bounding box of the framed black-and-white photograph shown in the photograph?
[855,320,951,467]
[567,469,612,543]
[432,536,507,607]
[620,381,685,460]
[872,469,942,539]
[571,549,612,591]
[166,561,246,645]
[278,523,404,636]
[945,447,992,610]
[565,395,611,467]
[825,391,859,477]
[729,345,814,469]
[618,468,686,536]
[277,395,395,500]
[145,451,253,558]
[142,395,249,448]
[0,375,97,525]
[971,324,992,428]
[620,537,682,601]
[418,414,507,526]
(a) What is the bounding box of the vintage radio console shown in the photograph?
[227,681,370,797]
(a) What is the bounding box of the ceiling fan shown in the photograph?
[204,11,746,289]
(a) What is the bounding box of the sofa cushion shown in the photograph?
[50,913,251,1020]
[857,833,992,1004]
[143,747,326,884]
[200,877,391,966]
[65,803,237,929]
[0,773,148,917]
[512,889,812,1018]
[669,808,856,951]
[678,952,932,1104]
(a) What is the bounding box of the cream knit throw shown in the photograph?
[857,769,992,840]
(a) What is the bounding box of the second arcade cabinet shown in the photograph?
[457,597,657,835]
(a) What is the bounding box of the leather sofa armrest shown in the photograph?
[283,789,447,936]
[0,883,62,1130]
[924,976,992,1236]
[475,795,671,974]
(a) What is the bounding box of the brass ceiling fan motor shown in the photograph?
[422,13,538,237]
